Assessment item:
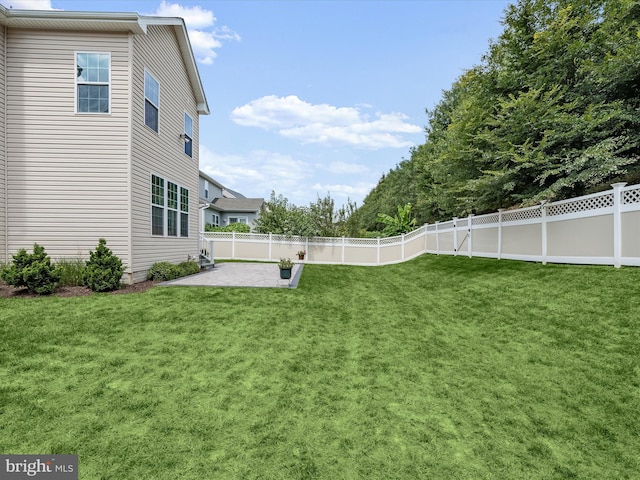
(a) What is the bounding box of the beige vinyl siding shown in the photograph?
[0,26,5,262]
[5,29,131,264]
[130,25,199,281]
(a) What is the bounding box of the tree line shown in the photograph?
[257,0,639,237]
[355,0,640,230]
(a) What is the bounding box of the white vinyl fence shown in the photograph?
[201,182,640,268]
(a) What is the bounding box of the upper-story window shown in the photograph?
[184,113,193,157]
[76,52,110,113]
[144,70,160,132]
[204,180,209,199]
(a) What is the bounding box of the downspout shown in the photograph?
[3,25,7,263]
[199,202,210,233]
[126,31,134,283]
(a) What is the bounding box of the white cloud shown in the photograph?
[0,0,55,9]
[230,95,422,149]
[155,1,215,29]
[311,182,375,203]
[199,145,310,199]
[151,1,240,64]
[199,145,370,207]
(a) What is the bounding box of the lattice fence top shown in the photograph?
[204,232,233,239]
[405,227,426,240]
[623,186,640,205]
[247,234,270,241]
[473,213,499,225]
[502,207,542,223]
[547,192,613,217]
[380,236,401,246]
[457,218,469,228]
[346,238,379,246]
[308,236,342,245]
[427,224,438,232]
[439,220,455,229]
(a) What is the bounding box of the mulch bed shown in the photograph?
[0,280,157,298]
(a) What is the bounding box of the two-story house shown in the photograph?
[0,6,209,283]
[199,171,264,231]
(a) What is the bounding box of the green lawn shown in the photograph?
[1,255,638,479]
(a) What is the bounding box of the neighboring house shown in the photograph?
[199,171,264,231]
[0,6,209,283]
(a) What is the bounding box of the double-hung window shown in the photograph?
[151,175,165,235]
[151,175,189,237]
[184,113,193,157]
[167,182,179,236]
[144,71,160,132]
[76,52,110,113]
[180,187,189,237]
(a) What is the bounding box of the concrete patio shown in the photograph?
[158,262,304,288]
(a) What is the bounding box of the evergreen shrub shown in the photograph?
[1,243,60,294]
[83,238,124,292]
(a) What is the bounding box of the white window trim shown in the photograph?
[144,69,160,133]
[228,216,248,225]
[151,173,189,238]
[75,51,111,115]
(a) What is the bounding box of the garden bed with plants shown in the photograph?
[0,239,198,297]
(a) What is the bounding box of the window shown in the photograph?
[144,71,159,132]
[167,182,178,236]
[180,187,189,237]
[184,113,193,157]
[151,175,189,237]
[212,213,220,227]
[204,180,209,199]
[229,217,248,225]
[76,52,110,113]
[151,175,165,235]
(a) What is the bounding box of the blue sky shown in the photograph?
[3,0,511,208]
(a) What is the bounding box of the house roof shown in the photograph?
[223,187,246,199]
[199,170,225,191]
[211,198,265,213]
[0,5,209,115]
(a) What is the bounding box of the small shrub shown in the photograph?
[1,243,60,294]
[178,260,200,277]
[148,262,181,281]
[56,257,86,287]
[83,238,124,292]
[205,223,250,233]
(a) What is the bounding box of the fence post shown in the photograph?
[541,202,547,265]
[423,224,427,254]
[497,209,504,260]
[401,233,405,260]
[435,221,439,255]
[342,236,346,264]
[269,232,272,261]
[453,217,458,255]
[612,182,627,268]
[305,237,309,261]
[468,214,473,258]
[232,231,236,259]
[377,237,381,265]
